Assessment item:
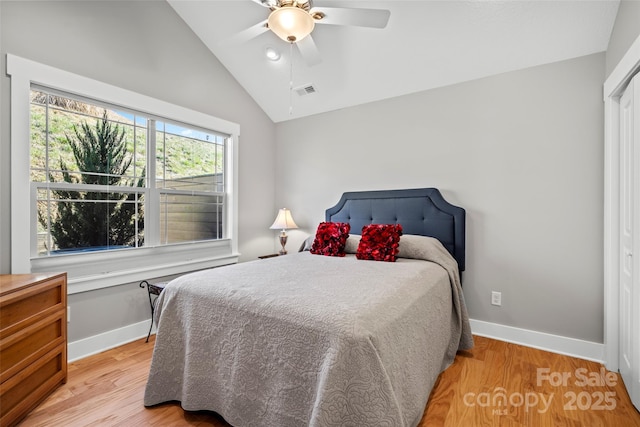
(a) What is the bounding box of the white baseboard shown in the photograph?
[470,319,605,363]
[68,319,154,363]
[68,317,605,365]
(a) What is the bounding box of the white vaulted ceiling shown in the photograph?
[168,0,620,123]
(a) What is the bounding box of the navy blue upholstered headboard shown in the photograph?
[325,188,465,271]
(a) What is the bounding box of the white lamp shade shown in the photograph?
[268,6,315,43]
[270,208,298,230]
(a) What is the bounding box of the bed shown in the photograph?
[144,188,473,427]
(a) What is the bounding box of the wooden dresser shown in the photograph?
[0,273,67,427]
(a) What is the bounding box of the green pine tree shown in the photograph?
[40,111,145,250]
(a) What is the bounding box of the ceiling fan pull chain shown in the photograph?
[289,41,294,116]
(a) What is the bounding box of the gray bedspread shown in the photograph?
[144,235,473,427]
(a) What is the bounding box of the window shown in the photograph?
[9,55,239,293]
[32,89,227,254]
[155,120,226,245]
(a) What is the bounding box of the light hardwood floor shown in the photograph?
[18,335,640,426]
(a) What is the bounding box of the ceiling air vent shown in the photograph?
[294,84,317,97]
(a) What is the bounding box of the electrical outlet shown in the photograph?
[491,291,502,306]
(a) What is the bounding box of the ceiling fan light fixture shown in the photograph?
[268,6,315,43]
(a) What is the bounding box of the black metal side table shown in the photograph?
[139,280,168,342]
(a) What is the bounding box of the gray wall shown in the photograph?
[606,0,640,77]
[275,53,605,343]
[0,1,277,341]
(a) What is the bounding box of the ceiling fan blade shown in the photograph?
[251,0,277,8]
[225,19,269,45]
[312,7,390,29]
[296,34,322,67]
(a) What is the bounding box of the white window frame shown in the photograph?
[8,54,240,294]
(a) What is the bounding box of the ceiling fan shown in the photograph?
[231,0,391,66]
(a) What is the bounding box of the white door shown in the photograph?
[619,73,640,410]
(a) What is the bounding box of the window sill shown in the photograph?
[30,240,239,294]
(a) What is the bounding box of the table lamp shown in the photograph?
[270,208,298,255]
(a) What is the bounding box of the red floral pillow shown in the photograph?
[356,224,404,262]
[310,222,351,257]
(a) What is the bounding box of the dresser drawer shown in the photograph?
[0,311,65,384]
[0,347,65,426]
[0,276,65,340]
